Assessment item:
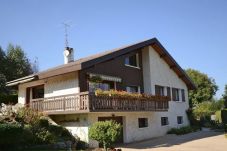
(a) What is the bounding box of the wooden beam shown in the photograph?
[160,53,166,58]
[169,65,176,69]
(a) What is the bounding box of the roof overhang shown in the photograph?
[6,75,38,86]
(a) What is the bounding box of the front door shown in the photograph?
[98,116,124,144]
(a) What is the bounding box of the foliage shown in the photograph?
[0,44,37,104]
[15,107,43,125]
[167,126,196,135]
[215,110,222,123]
[0,106,76,149]
[95,89,170,101]
[0,93,18,104]
[5,44,33,81]
[0,123,24,148]
[222,85,227,108]
[186,108,201,127]
[193,101,224,120]
[89,120,122,151]
[221,109,227,125]
[186,69,218,107]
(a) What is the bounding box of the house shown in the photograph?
[6,38,195,147]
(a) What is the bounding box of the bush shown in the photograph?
[221,109,227,124]
[167,126,194,135]
[0,123,24,148]
[215,110,222,123]
[34,129,56,144]
[89,120,122,151]
[0,94,18,105]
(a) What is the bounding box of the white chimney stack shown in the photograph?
[63,47,74,64]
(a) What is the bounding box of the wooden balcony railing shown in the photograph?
[30,92,169,114]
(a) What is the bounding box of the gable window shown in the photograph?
[126,86,140,93]
[172,88,179,101]
[161,117,169,126]
[125,53,139,68]
[32,85,44,99]
[167,87,171,99]
[138,118,148,128]
[181,89,185,102]
[155,85,165,96]
[177,116,183,124]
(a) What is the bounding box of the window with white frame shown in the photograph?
[172,88,179,101]
[125,53,139,68]
[155,85,165,96]
[177,116,183,124]
[161,117,169,126]
[138,118,148,128]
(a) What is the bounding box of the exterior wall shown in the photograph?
[142,46,189,129]
[51,114,89,143]
[17,72,79,104]
[53,111,188,148]
[44,72,79,97]
[79,50,144,92]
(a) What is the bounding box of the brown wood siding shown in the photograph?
[79,50,144,92]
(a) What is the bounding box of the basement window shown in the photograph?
[138,118,148,128]
[177,116,183,124]
[161,117,169,126]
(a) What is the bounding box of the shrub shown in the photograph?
[34,129,56,144]
[16,107,43,125]
[215,110,222,123]
[89,120,122,151]
[167,126,194,135]
[0,123,24,148]
[0,94,18,105]
[221,109,227,125]
[49,124,63,137]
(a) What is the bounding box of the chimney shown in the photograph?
[63,47,74,64]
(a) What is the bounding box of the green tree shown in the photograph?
[5,44,33,81]
[89,120,122,151]
[222,85,227,108]
[186,69,218,107]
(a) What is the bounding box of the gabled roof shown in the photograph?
[6,38,196,90]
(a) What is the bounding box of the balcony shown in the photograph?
[30,92,170,115]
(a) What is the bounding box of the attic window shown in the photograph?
[125,53,139,68]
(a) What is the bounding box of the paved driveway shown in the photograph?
[120,131,226,151]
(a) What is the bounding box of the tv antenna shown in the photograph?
[62,22,71,47]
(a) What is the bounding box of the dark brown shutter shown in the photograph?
[167,87,171,100]
[181,89,185,102]
[172,88,176,101]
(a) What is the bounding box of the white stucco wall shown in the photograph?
[51,114,89,143]
[142,46,189,129]
[17,72,79,104]
[44,72,80,97]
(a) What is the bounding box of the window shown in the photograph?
[32,85,44,99]
[181,89,185,102]
[89,81,114,92]
[138,118,148,128]
[161,117,169,126]
[172,88,179,101]
[126,86,140,93]
[155,85,165,96]
[125,53,139,68]
[167,87,171,99]
[177,116,183,124]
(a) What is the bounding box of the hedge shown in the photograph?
[0,94,18,104]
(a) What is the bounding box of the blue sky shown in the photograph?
[1,0,227,98]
